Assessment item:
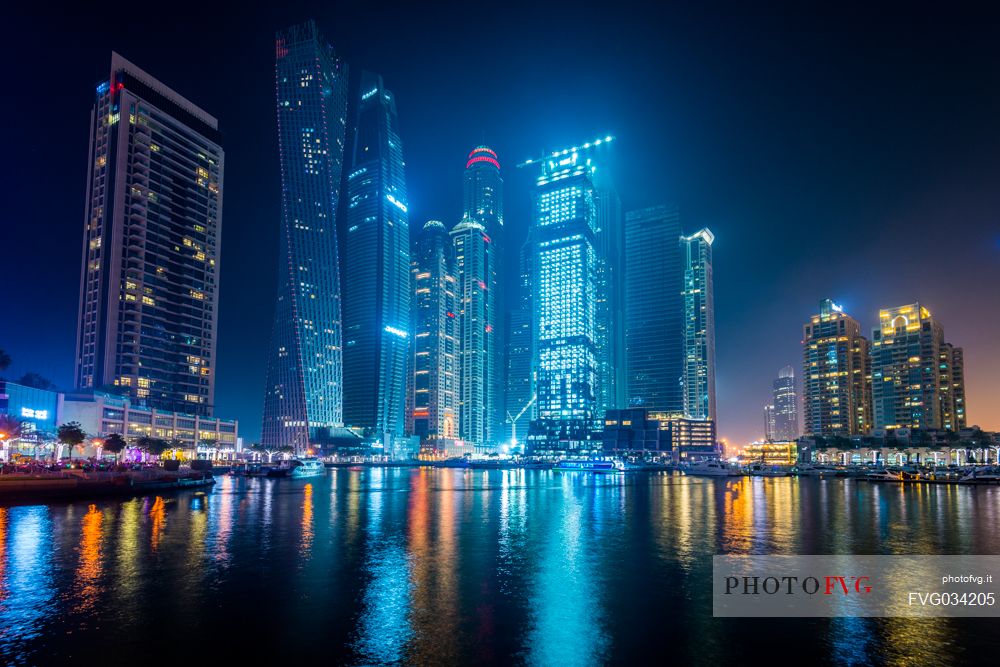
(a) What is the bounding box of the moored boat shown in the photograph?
[554,458,624,473]
[682,460,740,477]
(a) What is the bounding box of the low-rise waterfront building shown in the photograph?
[601,408,718,462]
[741,440,798,466]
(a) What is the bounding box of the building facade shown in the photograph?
[342,72,410,442]
[406,221,460,451]
[262,21,350,452]
[75,53,223,417]
[504,241,534,448]
[763,403,776,441]
[870,303,966,431]
[772,365,799,441]
[602,408,717,462]
[623,204,684,413]
[680,229,717,421]
[455,146,504,448]
[525,139,613,453]
[802,299,872,436]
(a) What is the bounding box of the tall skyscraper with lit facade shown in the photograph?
[342,72,410,441]
[525,137,614,453]
[680,229,716,421]
[594,176,623,417]
[763,404,776,441]
[75,52,223,418]
[772,365,799,441]
[870,303,966,431]
[261,22,349,452]
[624,204,684,413]
[406,221,459,450]
[455,146,504,448]
[802,299,872,436]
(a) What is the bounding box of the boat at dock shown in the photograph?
[682,460,740,477]
[793,463,847,477]
[747,463,789,477]
[554,458,625,473]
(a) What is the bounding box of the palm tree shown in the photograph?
[57,422,87,460]
[103,433,127,462]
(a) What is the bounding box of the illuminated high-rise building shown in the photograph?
[75,52,223,417]
[870,303,966,431]
[680,229,716,421]
[524,136,614,453]
[342,72,410,441]
[261,21,349,452]
[802,299,871,436]
[772,365,799,441]
[623,204,684,413]
[763,404,776,441]
[455,146,504,448]
[406,221,459,451]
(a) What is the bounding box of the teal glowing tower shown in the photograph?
[262,21,349,452]
[342,72,410,443]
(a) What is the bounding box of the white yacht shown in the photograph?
[287,458,326,479]
[683,460,740,477]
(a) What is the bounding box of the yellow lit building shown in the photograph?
[741,441,798,466]
[870,303,966,431]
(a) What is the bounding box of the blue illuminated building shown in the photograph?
[0,381,59,436]
[342,72,410,443]
[262,21,350,453]
[524,137,615,454]
[681,229,717,421]
[623,204,684,413]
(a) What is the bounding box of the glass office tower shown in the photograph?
[262,21,349,452]
[623,204,684,413]
[342,72,410,443]
[525,138,613,453]
[771,365,799,441]
[75,52,223,418]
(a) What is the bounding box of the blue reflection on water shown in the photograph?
[525,476,609,666]
[353,468,413,664]
[0,506,54,661]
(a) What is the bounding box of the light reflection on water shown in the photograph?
[0,471,996,665]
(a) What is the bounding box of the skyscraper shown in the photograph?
[504,241,534,448]
[75,53,223,417]
[870,303,966,431]
[802,299,872,436]
[594,173,623,418]
[342,72,410,442]
[680,229,717,422]
[763,404,776,441]
[524,137,614,453]
[772,365,799,441]
[456,146,504,448]
[623,204,684,413]
[262,21,349,452]
[406,221,459,451]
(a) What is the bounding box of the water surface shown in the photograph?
[1,469,997,665]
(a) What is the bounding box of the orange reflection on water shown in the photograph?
[150,497,166,551]
[406,469,460,664]
[300,483,314,556]
[75,504,103,612]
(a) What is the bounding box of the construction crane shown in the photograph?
[506,394,537,450]
[516,135,615,169]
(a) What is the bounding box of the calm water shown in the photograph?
[1,469,998,666]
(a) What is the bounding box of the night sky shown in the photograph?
[4,2,999,446]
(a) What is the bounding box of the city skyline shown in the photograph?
[5,3,1000,449]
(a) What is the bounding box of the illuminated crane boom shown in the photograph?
[516,135,615,169]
